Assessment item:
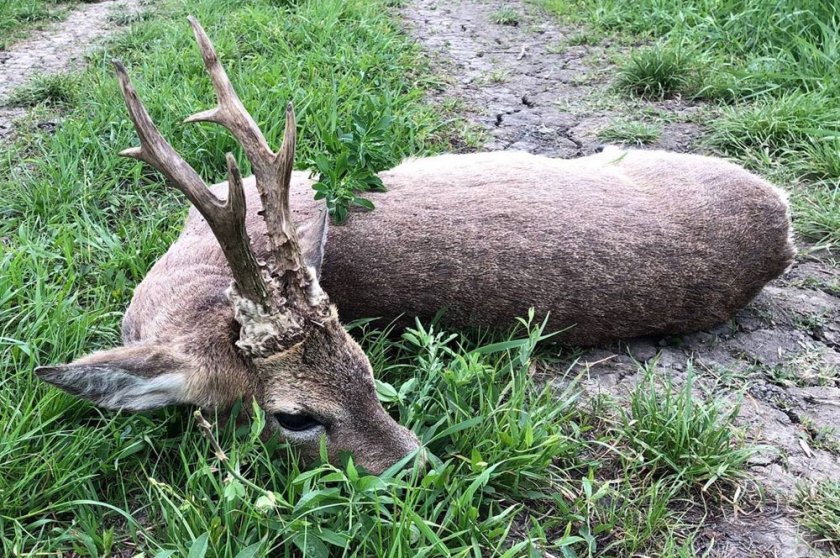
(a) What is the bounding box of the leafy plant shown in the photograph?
[796,480,840,552]
[7,73,81,108]
[620,368,755,490]
[616,44,692,99]
[309,97,394,223]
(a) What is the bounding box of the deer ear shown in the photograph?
[35,344,194,411]
[297,207,329,279]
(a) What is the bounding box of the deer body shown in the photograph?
[130,148,793,351]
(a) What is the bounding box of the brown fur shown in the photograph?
[131,148,792,346]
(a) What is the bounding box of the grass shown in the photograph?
[615,45,691,99]
[796,480,840,552]
[540,0,840,246]
[0,0,77,49]
[619,370,753,491]
[491,6,520,26]
[596,120,661,145]
[0,0,762,554]
[6,73,81,107]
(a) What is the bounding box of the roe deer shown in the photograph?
[35,17,419,475]
[36,19,795,473]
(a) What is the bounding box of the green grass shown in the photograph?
[540,0,840,245]
[0,0,761,554]
[619,369,753,491]
[7,73,82,107]
[796,480,840,552]
[597,120,661,145]
[0,0,76,49]
[491,6,521,26]
[615,45,691,99]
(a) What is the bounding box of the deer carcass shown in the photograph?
[36,18,794,474]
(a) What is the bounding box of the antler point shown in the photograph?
[119,146,143,160]
[184,108,220,125]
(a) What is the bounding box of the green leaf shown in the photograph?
[233,542,262,558]
[407,509,447,553]
[318,528,350,548]
[375,379,399,403]
[364,174,385,191]
[352,197,375,210]
[292,533,329,558]
[425,416,483,444]
[398,377,417,399]
[314,154,332,175]
[293,487,341,514]
[472,338,530,355]
[460,463,500,506]
[292,469,323,485]
[187,533,209,558]
[223,478,245,502]
[346,456,359,482]
[356,475,386,493]
[334,204,348,224]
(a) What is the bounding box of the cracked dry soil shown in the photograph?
[401,1,840,556]
[0,0,138,141]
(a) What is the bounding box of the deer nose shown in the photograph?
[349,417,422,475]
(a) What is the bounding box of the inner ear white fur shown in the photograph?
[35,365,189,411]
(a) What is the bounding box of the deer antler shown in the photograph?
[113,18,329,358]
[113,60,269,307]
[184,17,303,284]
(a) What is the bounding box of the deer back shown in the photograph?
[133,147,793,348]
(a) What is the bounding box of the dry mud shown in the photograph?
[0,0,138,141]
[401,1,840,556]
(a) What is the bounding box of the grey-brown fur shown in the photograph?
[133,147,792,347]
[36,18,421,475]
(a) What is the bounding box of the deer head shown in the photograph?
[34,17,419,474]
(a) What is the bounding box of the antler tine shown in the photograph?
[184,17,307,286]
[112,60,269,306]
[261,103,301,273]
[184,16,273,165]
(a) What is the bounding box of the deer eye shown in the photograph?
[274,412,321,432]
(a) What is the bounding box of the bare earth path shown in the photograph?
[401,1,840,556]
[0,0,138,140]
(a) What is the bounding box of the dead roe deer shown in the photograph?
[36,18,794,473]
[35,18,419,475]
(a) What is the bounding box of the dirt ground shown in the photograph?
[401,1,840,556]
[0,0,137,141]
